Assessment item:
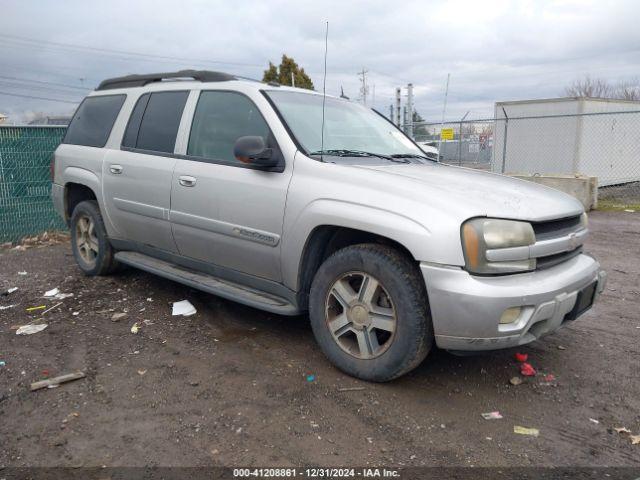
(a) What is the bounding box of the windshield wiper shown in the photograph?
[310,149,409,163]
[389,153,435,163]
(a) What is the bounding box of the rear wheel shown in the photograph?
[70,200,118,276]
[309,244,433,382]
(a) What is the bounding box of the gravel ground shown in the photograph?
[0,210,638,468]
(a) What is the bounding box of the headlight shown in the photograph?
[461,218,536,274]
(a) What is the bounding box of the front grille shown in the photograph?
[532,215,582,240]
[536,247,582,270]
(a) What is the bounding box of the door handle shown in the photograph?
[109,164,123,174]
[178,175,197,187]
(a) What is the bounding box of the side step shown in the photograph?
[114,251,299,315]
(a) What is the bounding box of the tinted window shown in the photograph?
[135,91,188,153]
[122,93,150,148]
[187,91,270,164]
[63,95,126,147]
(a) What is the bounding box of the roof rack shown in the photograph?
[96,69,237,91]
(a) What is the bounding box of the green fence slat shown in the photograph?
[0,126,68,243]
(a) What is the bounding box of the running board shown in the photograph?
[114,251,299,315]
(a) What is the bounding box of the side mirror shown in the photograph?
[233,136,279,169]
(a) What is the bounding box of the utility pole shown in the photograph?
[358,68,369,106]
[389,105,394,121]
[291,71,295,88]
[406,83,414,139]
[403,106,407,133]
[395,87,401,127]
[437,73,451,159]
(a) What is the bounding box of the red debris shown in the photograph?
[42,369,49,377]
[514,352,528,363]
[520,362,536,376]
[542,373,555,382]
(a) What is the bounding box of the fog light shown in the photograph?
[500,307,522,324]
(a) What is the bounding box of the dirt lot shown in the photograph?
[0,211,639,469]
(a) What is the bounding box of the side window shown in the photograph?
[63,94,126,147]
[122,91,188,154]
[121,93,150,148]
[187,91,270,164]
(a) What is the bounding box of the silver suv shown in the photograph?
[51,70,606,381]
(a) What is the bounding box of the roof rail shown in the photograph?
[96,69,237,91]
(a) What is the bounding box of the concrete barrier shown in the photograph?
[508,174,598,210]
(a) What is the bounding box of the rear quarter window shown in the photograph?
[63,94,126,147]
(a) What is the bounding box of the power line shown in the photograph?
[0,91,79,104]
[0,33,264,69]
[0,75,90,91]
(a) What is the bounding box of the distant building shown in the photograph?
[28,115,71,126]
[0,113,7,124]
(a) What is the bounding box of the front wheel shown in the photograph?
[309,244,433,382]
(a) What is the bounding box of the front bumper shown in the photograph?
[421,254,606,351]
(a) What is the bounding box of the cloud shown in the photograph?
[1,0,639,122]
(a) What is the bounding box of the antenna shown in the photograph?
[320,21,329,162]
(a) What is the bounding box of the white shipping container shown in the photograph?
[492,97,640,186]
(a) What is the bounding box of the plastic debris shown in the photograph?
[30,371,85,391]
[509,376,523,386]
[615,427,631,434]
[624,209,636,213]
[44,288,60,297]
[337,386,366,392]
[514,425,539,437]
[16,324,48,335]
[0,361,5,367]
[111,312,127,322]
[631,435,640,445]
[0,304,17,310]
[42,302,62,315]
[542,374,555,382]
[26,305,46,312]
[589,418,599,424]
[481,411,503,420]
[131,322,140,334]
[137,369,147,376]
[306,374,316,382]
[18,271,27,275]
[514,352,528,363]
[172,300,197,317]
[557,345,566,350]
[2,287,18,296]
[520,362,536,376]
[54,293,74,300]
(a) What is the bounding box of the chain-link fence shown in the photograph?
[0,126,67,243]
[414,109,640,208]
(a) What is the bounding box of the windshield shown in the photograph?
[265,90,424,158]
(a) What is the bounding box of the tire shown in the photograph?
[70,200,118,276]
[309,243,433,382]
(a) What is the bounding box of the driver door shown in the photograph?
[170,90,292,282]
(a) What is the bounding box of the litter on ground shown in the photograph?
[509,376,523,386]
[42,302,62,315]
[172,300,197,316]
[18,271,27,275]
[589,418,599,424]
[520,363,537,376]
[44,288,60,297]
[26,305,46,312]
[30,371,86,391]
[2,287,18,296]
[306,374,316,382]
[0,304,17,310]
[631,435,640,445]
[16,324,48,335]
[481,411,503,420]
[514,426,540,437]
[615,427,631,434]
[514,352,528,363]
[131,322,140,334]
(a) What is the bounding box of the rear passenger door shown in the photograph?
[170,90,292,282]
[102,90,189,253]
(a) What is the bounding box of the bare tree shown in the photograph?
[564,76,613,98]
[564,75,640,100]
[615,78,640,101]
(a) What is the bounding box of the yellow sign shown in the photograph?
[440,128,454,140]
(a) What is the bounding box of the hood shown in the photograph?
[351,163,584,222]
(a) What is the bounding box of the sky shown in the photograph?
[1,0,640,123]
